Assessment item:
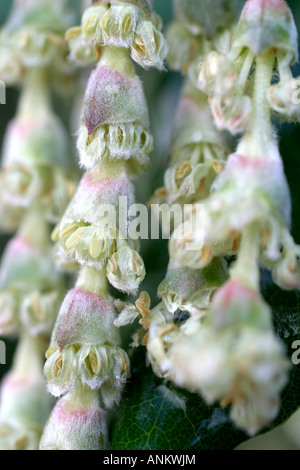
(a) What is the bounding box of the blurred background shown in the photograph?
[0,0,299,450]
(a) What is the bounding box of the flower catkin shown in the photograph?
[41,0,167,450]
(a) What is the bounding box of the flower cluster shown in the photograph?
[66,0,168,69]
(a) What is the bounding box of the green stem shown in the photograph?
[12,329,45,380]
[99,46,135,78]
[76,265,109,298]
[238,52,275,158]
[18,203,50,249]
[94,159,128,179]
[18,68,50,121]
[235,50,254,93]
[230,224,261,291]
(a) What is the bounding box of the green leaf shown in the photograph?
[110,353,248,450]
[110,275,300,450]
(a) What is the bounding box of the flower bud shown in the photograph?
[0,166,42,210]
[78,48,152,174]
[14,28,63,69]
[165,85,228,203]
[0,236,62,294]
[233,0,298,61]
[170,204,234,269]
[210,280,272,330]
[51,287,121,350]
[80,3,109,44]
[96,4,138,48]
[68,0,167,69]
[0,34,24,84]
[163,281,290,435]
[158,259,227,316]
[171,152,293,269]
[20,290,62,337]
[131,19,168,70]
[53,172,135,268]
[1,0,73,79]
[0,236,64,336]
[106,244,145,294]
[78,344,130,407]
[272,240,300,290]
[66,26,101,65]
[39,389,108,450]
[198,52,238,96]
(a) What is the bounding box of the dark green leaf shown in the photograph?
[110,349,248,450]
[110,275,300,450]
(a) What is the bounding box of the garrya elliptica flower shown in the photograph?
[0,0,75,450]
[41,0,167,450]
